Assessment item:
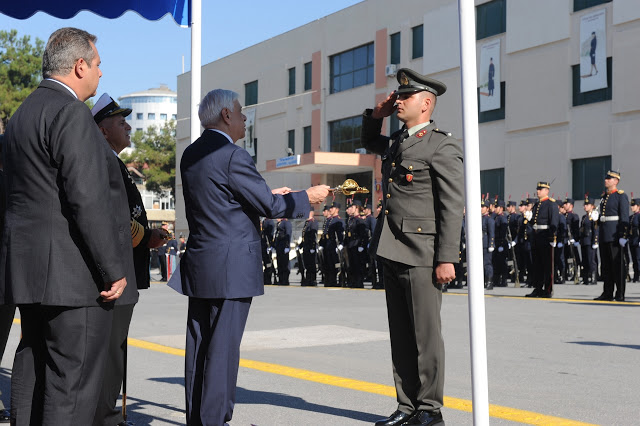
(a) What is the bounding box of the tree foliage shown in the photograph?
[0,30,44,133]
[121,120,176,197]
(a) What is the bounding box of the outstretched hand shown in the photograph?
[306,185,330,204]
[371,91,398,119]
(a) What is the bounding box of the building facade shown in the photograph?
[175,0,640,237]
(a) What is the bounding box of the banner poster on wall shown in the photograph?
[478,39,501,112]
[242,108,256,158]
[580,8,607,93]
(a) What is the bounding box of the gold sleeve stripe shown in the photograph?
[131,219,145,248]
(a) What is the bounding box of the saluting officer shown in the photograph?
[629,198,640,283]
[595,170,629,301]
[362,69,464,426]
[526,182,559,298]
[580,197,599,285]
[481,200,496,290]
[301,207,319,286]
[274,218,292,286]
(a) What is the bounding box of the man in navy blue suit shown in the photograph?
[178,89,329,425]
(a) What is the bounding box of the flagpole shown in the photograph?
[190,0,202,143]
[457,0,490,424]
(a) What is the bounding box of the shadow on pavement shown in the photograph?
[120,395,185,425]
[566,341,640,350]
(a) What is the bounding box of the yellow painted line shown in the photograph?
[127,337,596,425]
[446,291,640,305]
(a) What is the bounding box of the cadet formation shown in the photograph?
[261,171,640,303]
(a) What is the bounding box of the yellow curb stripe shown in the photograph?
[127,338,595,425]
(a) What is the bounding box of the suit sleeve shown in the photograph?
[431,137,465,263]
[50,102,125,283]
[228,147,309,219]
[361,109,391,156]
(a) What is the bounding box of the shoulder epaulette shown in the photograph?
[618,190,624,194]
[549,198,556,202]
[433,128,453,137]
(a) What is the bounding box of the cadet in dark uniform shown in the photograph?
[301,208,319,286]
[580,197,599,284]
[526,182,559,298]
[91,94,168,426]
[345,200,368,288]
[595,171,629,301]
[555,200,567,284]
[318,205,330,284]
[275,218,292,285]
[492,200,508,287]
[325,202,344,287]
[481,200,496,290]
[563,198,581,281]
[516,199,531,284]
[363,203,378,287]
[505,201,521,284]
[452,212,467,289]
[629,198,640,282]
[362,69,463,426]
[261,218,276,285]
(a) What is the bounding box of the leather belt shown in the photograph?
[533,225,548,230]
[600,216,619,222]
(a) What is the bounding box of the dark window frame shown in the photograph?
[412,25,423,59]
[476,0,507,40]
[288,129,295,155]
[329,115,364,153]
[303,125,312,154]
[329,43,375,94]
[572,57,612,107]
[304,62,312,91]
[572,156,611,199]
[574,0,612,12]
[390,32,401,65]
[288,67,296,96]
[478,81,506,123]
[480,168,505,200]
[245,80,258,106]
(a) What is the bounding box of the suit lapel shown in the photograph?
[397,122,436,156]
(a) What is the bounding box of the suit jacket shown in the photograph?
[0,80,136,306]
[179,130,309,299]
[361,110,464,267]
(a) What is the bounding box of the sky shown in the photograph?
[0,1,363,101]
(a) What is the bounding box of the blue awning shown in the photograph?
[0,0,190,27]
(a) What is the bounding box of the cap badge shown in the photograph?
[399,72,409,86]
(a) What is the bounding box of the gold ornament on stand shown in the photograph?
[329,179,370,195]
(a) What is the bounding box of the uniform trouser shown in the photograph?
[185,297,252,426]
[493,246,508,284]
[531,236,553,294]
[515,245,527,280]
[276,249,290,285]
[346,247,364,287]
[12,305,112,426]
[302,251,317,283]
[630,244,640,280]
[92,303,136,426]
[381,258,444,414]
[262,251,274,285]
[158,252,167,280]
[0,304,16,410]
[482,248,493,282]
[554,244,565,279]
[324,243,338,285]
[581,245,597,278]
[369,252,380,287]
[599,242,625,298]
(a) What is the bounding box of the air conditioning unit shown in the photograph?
[355,148,367,154]
[385,64,397,77]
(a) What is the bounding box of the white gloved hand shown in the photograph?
[524,211,532,221]
[574,242,580,247]
[318,246,323,252]
[357,247,364,252]
[557,242,563,248]
[619,238,628,247]
[550,241,557,247]
[590,211,599,221]
[511,240,517,248]
[488,247,494,253]
[592,244,599,249]
[337,244,344,251]
[310,249,316,253]
[267,247,272,254]
[284,248,290,254]
[569,239,575,244]
[498,246,504,252]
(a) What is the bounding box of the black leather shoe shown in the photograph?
[525,289,540,297]
[403,410,444,425]
[374,410,413,426]
[594,294,614,301]
[0,409,11,423]
[615,296,625,302]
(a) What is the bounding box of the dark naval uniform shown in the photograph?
[481,209,495,288]
[516,200,533,285]
[629,199,640,282]
[345,208,368,288]
[492,209,508,287]
[579,198,599,285]
[596,186,629,301]
[563,201,581,281]
[301,216,319,286]
[261,218,276,285]
[361,72,463,418]
[555,203,567,284]
[275,219,292,285]
[527,192,559,298]
[506,205,521,284]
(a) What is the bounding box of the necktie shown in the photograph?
[390,129,408,158]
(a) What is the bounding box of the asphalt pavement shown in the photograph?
[1,268,637,425]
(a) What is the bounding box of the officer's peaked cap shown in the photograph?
[396,68,447,97]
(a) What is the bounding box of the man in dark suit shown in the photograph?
[91,93,168,426]
[362,69,464,426]
[176,88,329,425]
[0,28,134,425]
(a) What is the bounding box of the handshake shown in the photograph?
[271,185,330,204]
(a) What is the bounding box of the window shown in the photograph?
[148,113,155,120]
[390,32,401,65]
[245,80,258,106]
[572,57,612,107]
[288,67,296,96]
[136,113,143,120]
[478,82,506,123]
[476,0,506,40]
[136,128,143,133]
[412,25,423,59]
[160,113,167,120]
[304,62,312,91]
[330,43,374,94]
[389,111,400,135]
[574,0,611,12]
[288,129,295,154]
[329,116,363,153]
[572,156,611,199]
[303,126,312,153]
[172,114,177,120]
[480,168,504,200]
